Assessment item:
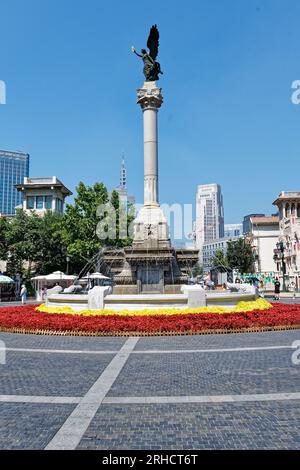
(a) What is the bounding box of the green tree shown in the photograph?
[0,218,8,262]
[109,190,134,248]
[212,249,229,269]
[60,182,109,272]
[33,211,66,275]
[4,210,66,278]
[226,238,255,274]
[191,262,203,277]
[2,181,135,278]
[5,210,41,277]
[60,182,133,273]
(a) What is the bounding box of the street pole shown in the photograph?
[66,256,70,275]
[274,241,287,292]
[282,254,286,292]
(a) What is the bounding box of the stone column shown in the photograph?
[133,81,170,249]
[137,82,163,206]
[282,203,285,219]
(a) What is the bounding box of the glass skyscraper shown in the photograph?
[0,150,30,216]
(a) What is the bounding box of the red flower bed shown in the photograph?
[0,303,300,336]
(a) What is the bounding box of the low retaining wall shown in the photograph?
[46,290,257,311]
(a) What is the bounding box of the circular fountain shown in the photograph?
[45,245,256,312]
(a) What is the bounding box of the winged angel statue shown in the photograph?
[132,25,163,81]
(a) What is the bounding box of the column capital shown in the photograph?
[137,82,163,110]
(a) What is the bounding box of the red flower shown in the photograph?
[0,303,299,335]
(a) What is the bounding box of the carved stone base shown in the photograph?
[133,204,170,249]
[101,244,198,294]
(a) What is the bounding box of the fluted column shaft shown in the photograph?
[137,82,163,206]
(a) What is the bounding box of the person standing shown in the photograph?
[274,278,281,301]
[20,284,27,305]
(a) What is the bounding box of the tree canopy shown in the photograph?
[0,181,134,278]
[211,249,229,269]
[226,238,255,273]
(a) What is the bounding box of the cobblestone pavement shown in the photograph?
[0,329,300,449]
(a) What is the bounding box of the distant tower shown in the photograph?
[120,154,127,189]
[195,183,225,258]
[115,153,136,209]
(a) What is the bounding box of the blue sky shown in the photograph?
[1,0,300,227]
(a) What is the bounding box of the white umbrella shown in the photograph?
[44,271,77,281]
[0,275,14,284]
[82,272,110,280]
[31,275,47,281]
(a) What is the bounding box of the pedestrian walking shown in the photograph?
[20,284,27,305]
[274,278,280,301]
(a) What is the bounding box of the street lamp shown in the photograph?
[274,241,287,292]
[66,255,70,275]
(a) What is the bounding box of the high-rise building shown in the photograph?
[0,150,30,216]
[195,184,224,258]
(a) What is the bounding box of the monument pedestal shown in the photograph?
[133,204,170,250]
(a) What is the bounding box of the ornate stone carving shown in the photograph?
[144,223,158,239]
[137,85,163,110]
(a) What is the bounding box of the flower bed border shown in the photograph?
[1,303,300,337]
[0,323,300,337]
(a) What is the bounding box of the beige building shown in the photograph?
[16,177,72,215]
[273,191,300,289]
[248,215,279,274]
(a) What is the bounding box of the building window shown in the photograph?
[55,198,63,213]
[27,196,34,210]
[291,203,296,216]
[45,196,52,210]
[36,196,44,210]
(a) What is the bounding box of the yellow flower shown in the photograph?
[35,298,272,317]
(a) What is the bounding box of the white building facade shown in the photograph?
[273,191,300,289]
[16,177,72,215]
[195,184,224,263]
[248,215,279,274]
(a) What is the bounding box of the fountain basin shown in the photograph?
[46,291,257,312]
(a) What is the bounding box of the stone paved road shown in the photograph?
[0,329,300,449]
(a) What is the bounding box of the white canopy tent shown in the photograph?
[0,275,15,302]
[31,271,77,301]
[0,275,14,284]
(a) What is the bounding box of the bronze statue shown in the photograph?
[132,25,163,81]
